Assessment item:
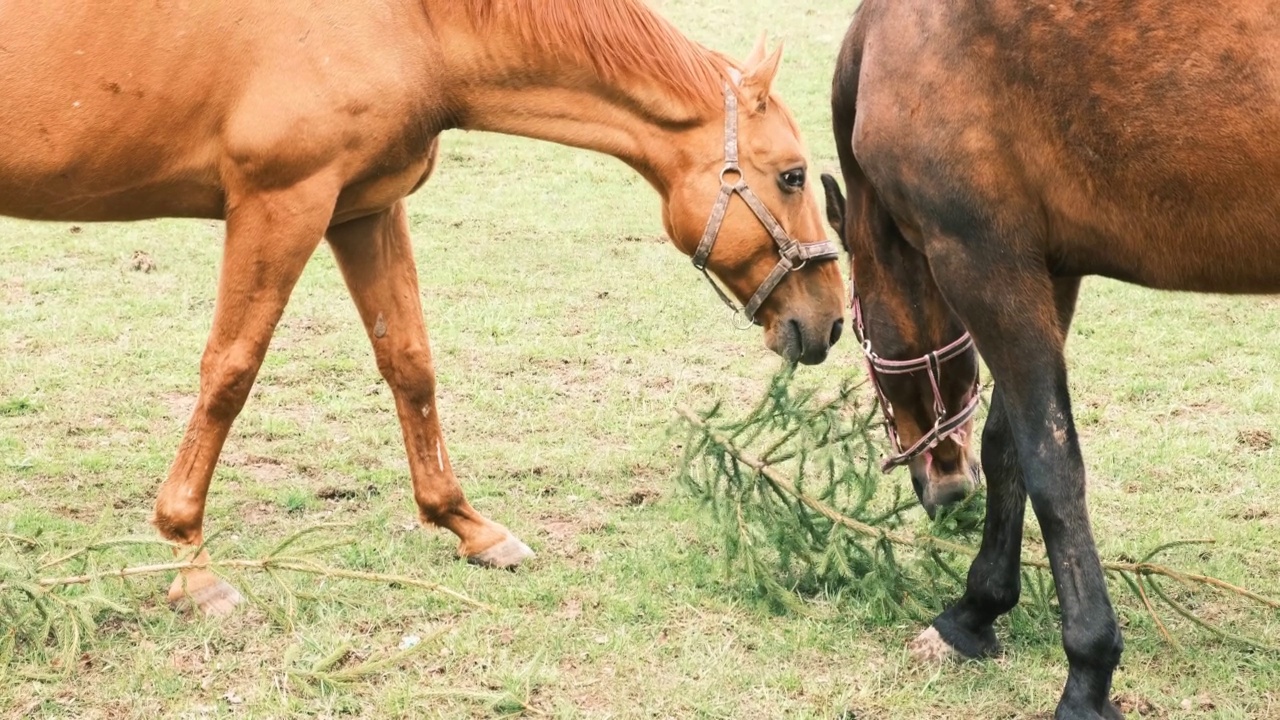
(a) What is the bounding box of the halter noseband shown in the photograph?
[851,285,981,471]
[691,85,840,325]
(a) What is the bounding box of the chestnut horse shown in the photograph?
[828,0,1279,718]
[0,0,845,615]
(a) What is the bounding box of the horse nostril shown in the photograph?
[778,318,802,362]
[829,318,844,346]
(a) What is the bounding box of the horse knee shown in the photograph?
[1064,613,1123,669]
[982,575,1021,614]
[199,348,261,421]
[956,551,1021,619]
[416,491,466,526]
[153,494,205,544]
[375,344,436,402]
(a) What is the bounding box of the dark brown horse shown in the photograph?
[0,0,845,615]
[827,0,1280,717]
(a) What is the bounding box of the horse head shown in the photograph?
[661,38,846,365]
[822,173,981,516]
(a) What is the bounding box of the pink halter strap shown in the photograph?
[850,286,981,471]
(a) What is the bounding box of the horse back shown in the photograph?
[844,0,1280,292]
[0,1,440,223]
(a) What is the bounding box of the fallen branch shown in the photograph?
[288,627,447,685]
[676,371,1280,652]
[0,525,491,675]
[35,556,490,611]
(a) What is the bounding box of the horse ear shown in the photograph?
[820,173,848,246]
[741,42,784,114]
[744,31,768,69]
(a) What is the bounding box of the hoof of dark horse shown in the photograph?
[466,533,535,569]
[1055,702,1124,720]
[912,612,1002,662]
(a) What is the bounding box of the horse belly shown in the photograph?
[1054,212,1280,294]
[0,161,226,222]
[997,0,1280,291]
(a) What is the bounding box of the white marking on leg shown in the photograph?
[435,440,444,471]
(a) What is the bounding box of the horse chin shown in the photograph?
[764,321,801,364]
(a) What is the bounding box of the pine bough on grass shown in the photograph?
[676,370,1280,650]
[0,525,487,681]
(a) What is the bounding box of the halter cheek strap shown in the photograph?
[692,85,840,325]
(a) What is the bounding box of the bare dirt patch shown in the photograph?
[129,250,156,273]
[222,453,292,483]
[316,484,379,501]
[621,487,660,506]
[537,512,609,566]
[1115,693,1163,717]
[1236,428,1273,451]
[0,277,28,304]
[159,392,195,421]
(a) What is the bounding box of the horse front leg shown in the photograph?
[914,278,1081,661]
[154,176,338,616]
[912,384,1027,660]
[931,240,1119,719]
[326,200,533,568]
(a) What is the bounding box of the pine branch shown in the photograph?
[676,371,1280,652]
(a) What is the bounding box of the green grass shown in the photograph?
[2,1,1279,717]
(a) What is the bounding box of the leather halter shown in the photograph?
[691,85,840,325]
[851,285,981,471]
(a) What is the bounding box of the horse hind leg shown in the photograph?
[154,177,337,616]
[326,200,532,569]
[930,225,1120,718]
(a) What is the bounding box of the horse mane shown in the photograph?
[449,0,733,109]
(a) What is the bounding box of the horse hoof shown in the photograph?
[1053,702,1124,720]
[168,575,244,617]
[909,626,959,663]
[466,534,534,569]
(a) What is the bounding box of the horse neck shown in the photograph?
[430,6,724,192]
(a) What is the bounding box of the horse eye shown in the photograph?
[780,168,806,191]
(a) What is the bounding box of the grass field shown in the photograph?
[3,1,1280,717]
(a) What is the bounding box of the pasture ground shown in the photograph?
[2,1,1279,717]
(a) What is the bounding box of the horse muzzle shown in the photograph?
[768,314,844,365]
[910,449,982,519]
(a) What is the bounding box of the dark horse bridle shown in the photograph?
[691,85,840,324]
[850,279,981,471]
